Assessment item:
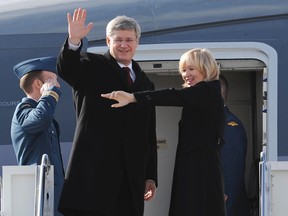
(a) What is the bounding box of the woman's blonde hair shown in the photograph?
[179,48,220,87]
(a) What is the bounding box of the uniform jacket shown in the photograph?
[57,39,158,215]
[221,106,251,216]
[134,80,226,216]
[10,87,64,216]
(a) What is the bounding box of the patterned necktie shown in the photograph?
[123,67,133,86]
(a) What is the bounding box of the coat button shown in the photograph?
[146,95,152,100]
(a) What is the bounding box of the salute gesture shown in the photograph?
[67,8,93,45]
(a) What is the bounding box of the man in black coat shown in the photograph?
[57,8,158,216]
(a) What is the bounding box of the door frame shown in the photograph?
[88,41,278,161]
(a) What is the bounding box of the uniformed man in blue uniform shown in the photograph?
[11,56,64,216]
[219,74,251,216]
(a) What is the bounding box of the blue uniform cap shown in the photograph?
[13,56,57,79]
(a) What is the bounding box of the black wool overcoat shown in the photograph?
[134,80,226,216]
[57,39,158,215]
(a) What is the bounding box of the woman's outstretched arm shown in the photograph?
[101,91,136,107]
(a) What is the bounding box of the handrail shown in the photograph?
[0,176,2,216]
[36,154,51,216]
[260,146,267,216]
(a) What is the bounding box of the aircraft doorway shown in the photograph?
[140,60,264,216]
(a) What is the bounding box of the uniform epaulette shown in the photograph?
[19,103,31,109]
[227,121,238,127]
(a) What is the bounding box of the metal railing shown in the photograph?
[259,146,267,216]
[36,154,51,216]
[0,176,2,216]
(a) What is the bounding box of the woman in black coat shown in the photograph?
[102,48,227,216]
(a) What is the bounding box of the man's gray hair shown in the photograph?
[106,15,141,39]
